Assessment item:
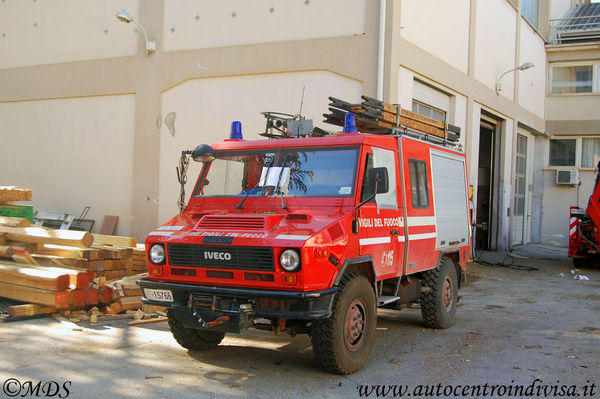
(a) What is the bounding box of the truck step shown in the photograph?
[378,296,400,306]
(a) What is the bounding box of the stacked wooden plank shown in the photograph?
[0,186,34,222]
[0,218,150,317]
[323,95,461,143]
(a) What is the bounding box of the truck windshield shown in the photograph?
[194,147,359,198]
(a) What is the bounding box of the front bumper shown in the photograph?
[137,278,337,333]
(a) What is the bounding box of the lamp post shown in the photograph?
[495,62,535,95]
[116,10,156,55]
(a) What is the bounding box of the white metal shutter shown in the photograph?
[430,150,469,249]
[413,80,450,113]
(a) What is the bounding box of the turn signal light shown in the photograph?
[283,274,296,285]
[150,266,163,276]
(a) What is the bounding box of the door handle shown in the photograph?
[390,230,401,235]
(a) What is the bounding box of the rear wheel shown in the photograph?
[310,273,376,375]
[420,257,458,329]
[167,309,225,350]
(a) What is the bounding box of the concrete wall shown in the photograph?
[518,19,547,119]
[163,0,367,52]
[0,95,135,236]
[0,0,139,69]
[474,0,517,99]
[157,71,362,223]
[541,169,596,246]
[399,0,470,73]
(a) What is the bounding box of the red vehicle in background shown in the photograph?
[138,96,471,374]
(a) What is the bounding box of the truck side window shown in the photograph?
[360,153,375,202]
[409,159,429,208]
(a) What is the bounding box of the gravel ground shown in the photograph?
[0,245,598,399]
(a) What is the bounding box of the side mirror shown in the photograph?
[191,144,216,162]
[368,167,389,194]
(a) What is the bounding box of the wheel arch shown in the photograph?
[435,250,462,289]
[333,256,377,294]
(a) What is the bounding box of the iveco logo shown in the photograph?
[203,251,232,260]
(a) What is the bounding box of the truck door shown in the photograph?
[357,147,405,280]
[399,138,438,274]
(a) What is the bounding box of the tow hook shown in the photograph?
[206,316,230,327]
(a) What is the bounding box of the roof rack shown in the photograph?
[258,95,462,149]
[323,95,461,148]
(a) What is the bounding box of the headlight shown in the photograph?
[149,244,166,264]
[279,249,301,272]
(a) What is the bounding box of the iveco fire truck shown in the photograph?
[138,95,471,374]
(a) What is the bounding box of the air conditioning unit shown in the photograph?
[556,169,579,185]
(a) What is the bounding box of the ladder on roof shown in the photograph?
[323,95,462,148]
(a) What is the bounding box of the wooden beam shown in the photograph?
[99,215,119,235]
[92,233,137,248]
[7,304,58,317]
[128,316,168,326]
[0,281,69,308]
[0,216,31,227]
[35,245,104,260]
[0,245,14,257]
[24,263,94,288]
[0,187,32,203]
[0,262,70,291]
[0,226,93,248]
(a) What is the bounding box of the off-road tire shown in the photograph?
[420,257,458,329]
[167,309,225,350]
[310,273,376,375]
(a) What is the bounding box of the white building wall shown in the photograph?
[399,0,470,73]
[157,71,363,223]
[0,0,139,69]
[474,1,517,99]
[0,95,136,236]
[163,0,367,52]
[518,20,546,119]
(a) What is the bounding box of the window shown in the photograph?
[411,100,446,123]
[549,139,576,166]
[521,0,539,29]
[360,153,375,202]
[548,137,600,169]
[552,65,594,94]
[581,138,600,168]
[409,159,429,208]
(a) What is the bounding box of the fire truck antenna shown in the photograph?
[298,86,306,119]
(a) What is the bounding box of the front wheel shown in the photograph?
[420,257,458,329]
[310,273,376,375]
[167,309,225,350]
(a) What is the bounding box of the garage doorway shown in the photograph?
[476,119,500,250]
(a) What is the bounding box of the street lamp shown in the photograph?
[495,62,535,95]
[115,9,156,55]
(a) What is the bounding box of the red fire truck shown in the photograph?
[138,96,471,374]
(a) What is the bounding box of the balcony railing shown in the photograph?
[549,15,600,45]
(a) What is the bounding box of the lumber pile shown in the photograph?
[0,216,149,321]
[0,186,34,224]
[323,95,461,143]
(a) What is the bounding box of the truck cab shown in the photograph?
[139,99,471,375]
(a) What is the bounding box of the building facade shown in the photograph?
[543,1,600,246]
[0,0,585,248]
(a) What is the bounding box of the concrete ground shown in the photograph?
[1,245,599,398]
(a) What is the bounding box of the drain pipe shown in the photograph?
[376,0,386,101]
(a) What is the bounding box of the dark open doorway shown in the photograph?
[476,121,496,250]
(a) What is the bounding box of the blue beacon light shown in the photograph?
[344,113,357,133]
[230,121,243,140]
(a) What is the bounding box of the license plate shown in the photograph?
[143,288,174,302]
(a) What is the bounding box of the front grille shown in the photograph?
[168,244,274,271]
[197,216,265,230]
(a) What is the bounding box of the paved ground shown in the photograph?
[1,246,599,399]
